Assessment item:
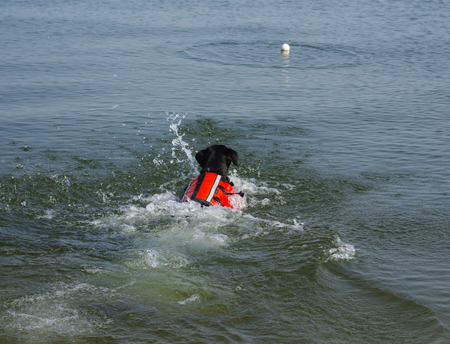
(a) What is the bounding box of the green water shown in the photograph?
[2,0,450,342]
[1,114,448,342]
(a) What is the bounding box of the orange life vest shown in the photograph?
[181,172,240,208]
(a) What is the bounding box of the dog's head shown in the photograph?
[195,145,239,176]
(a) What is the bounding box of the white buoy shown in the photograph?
[281,43,290,52]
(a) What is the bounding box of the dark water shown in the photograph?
[1,0,450,342]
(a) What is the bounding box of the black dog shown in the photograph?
[181,145,242,207]
[195,144,239,177]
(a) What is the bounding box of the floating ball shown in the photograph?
[281,43,290,52]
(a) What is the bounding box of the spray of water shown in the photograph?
[167,113,198,173]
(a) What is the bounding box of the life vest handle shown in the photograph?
[226,191,245,197]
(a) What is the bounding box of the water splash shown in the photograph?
[327,237,356,261]
[167,113,197,173]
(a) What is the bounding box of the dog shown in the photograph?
[181,145,244,208]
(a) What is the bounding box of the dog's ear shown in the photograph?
[228,148,239,167]
[195,149,207,167]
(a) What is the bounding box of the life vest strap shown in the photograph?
[182,172,243,208]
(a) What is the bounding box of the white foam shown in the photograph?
[38,209,56,219]
[50,174,71,187]
[1,283,112,338]
[228,170,281,196]
[328,237,356,261]
[228,192,248,210]
[91,153,305,276]
[141,249,170,268]
[242,213,304,233]
[82,266,104,275]
[145,192,199,217]
[92,175,302,246]
[178,294,201,305]
[228,171,288,209]
[281,183,295,190]
[94,191,239,272]
[83,170,307,315]
[127,249,190,270]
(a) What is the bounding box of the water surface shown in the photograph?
[1,0,450,342]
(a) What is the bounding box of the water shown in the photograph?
[1,0,450,342]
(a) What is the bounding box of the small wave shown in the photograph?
[240,214,304,239]
[82,266,105,275]
[37,209,56,219]
[0,283,112,338]
[91,180,303,274]
[228,171,281,196]
[178,294,201,305]
[126,249,190,270]
[83,170,308,314]
[182,41,359,70]
[327,237,356,261]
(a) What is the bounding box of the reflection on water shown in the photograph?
[281,50,290,89]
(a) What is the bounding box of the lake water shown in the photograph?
[1,0,450,342]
